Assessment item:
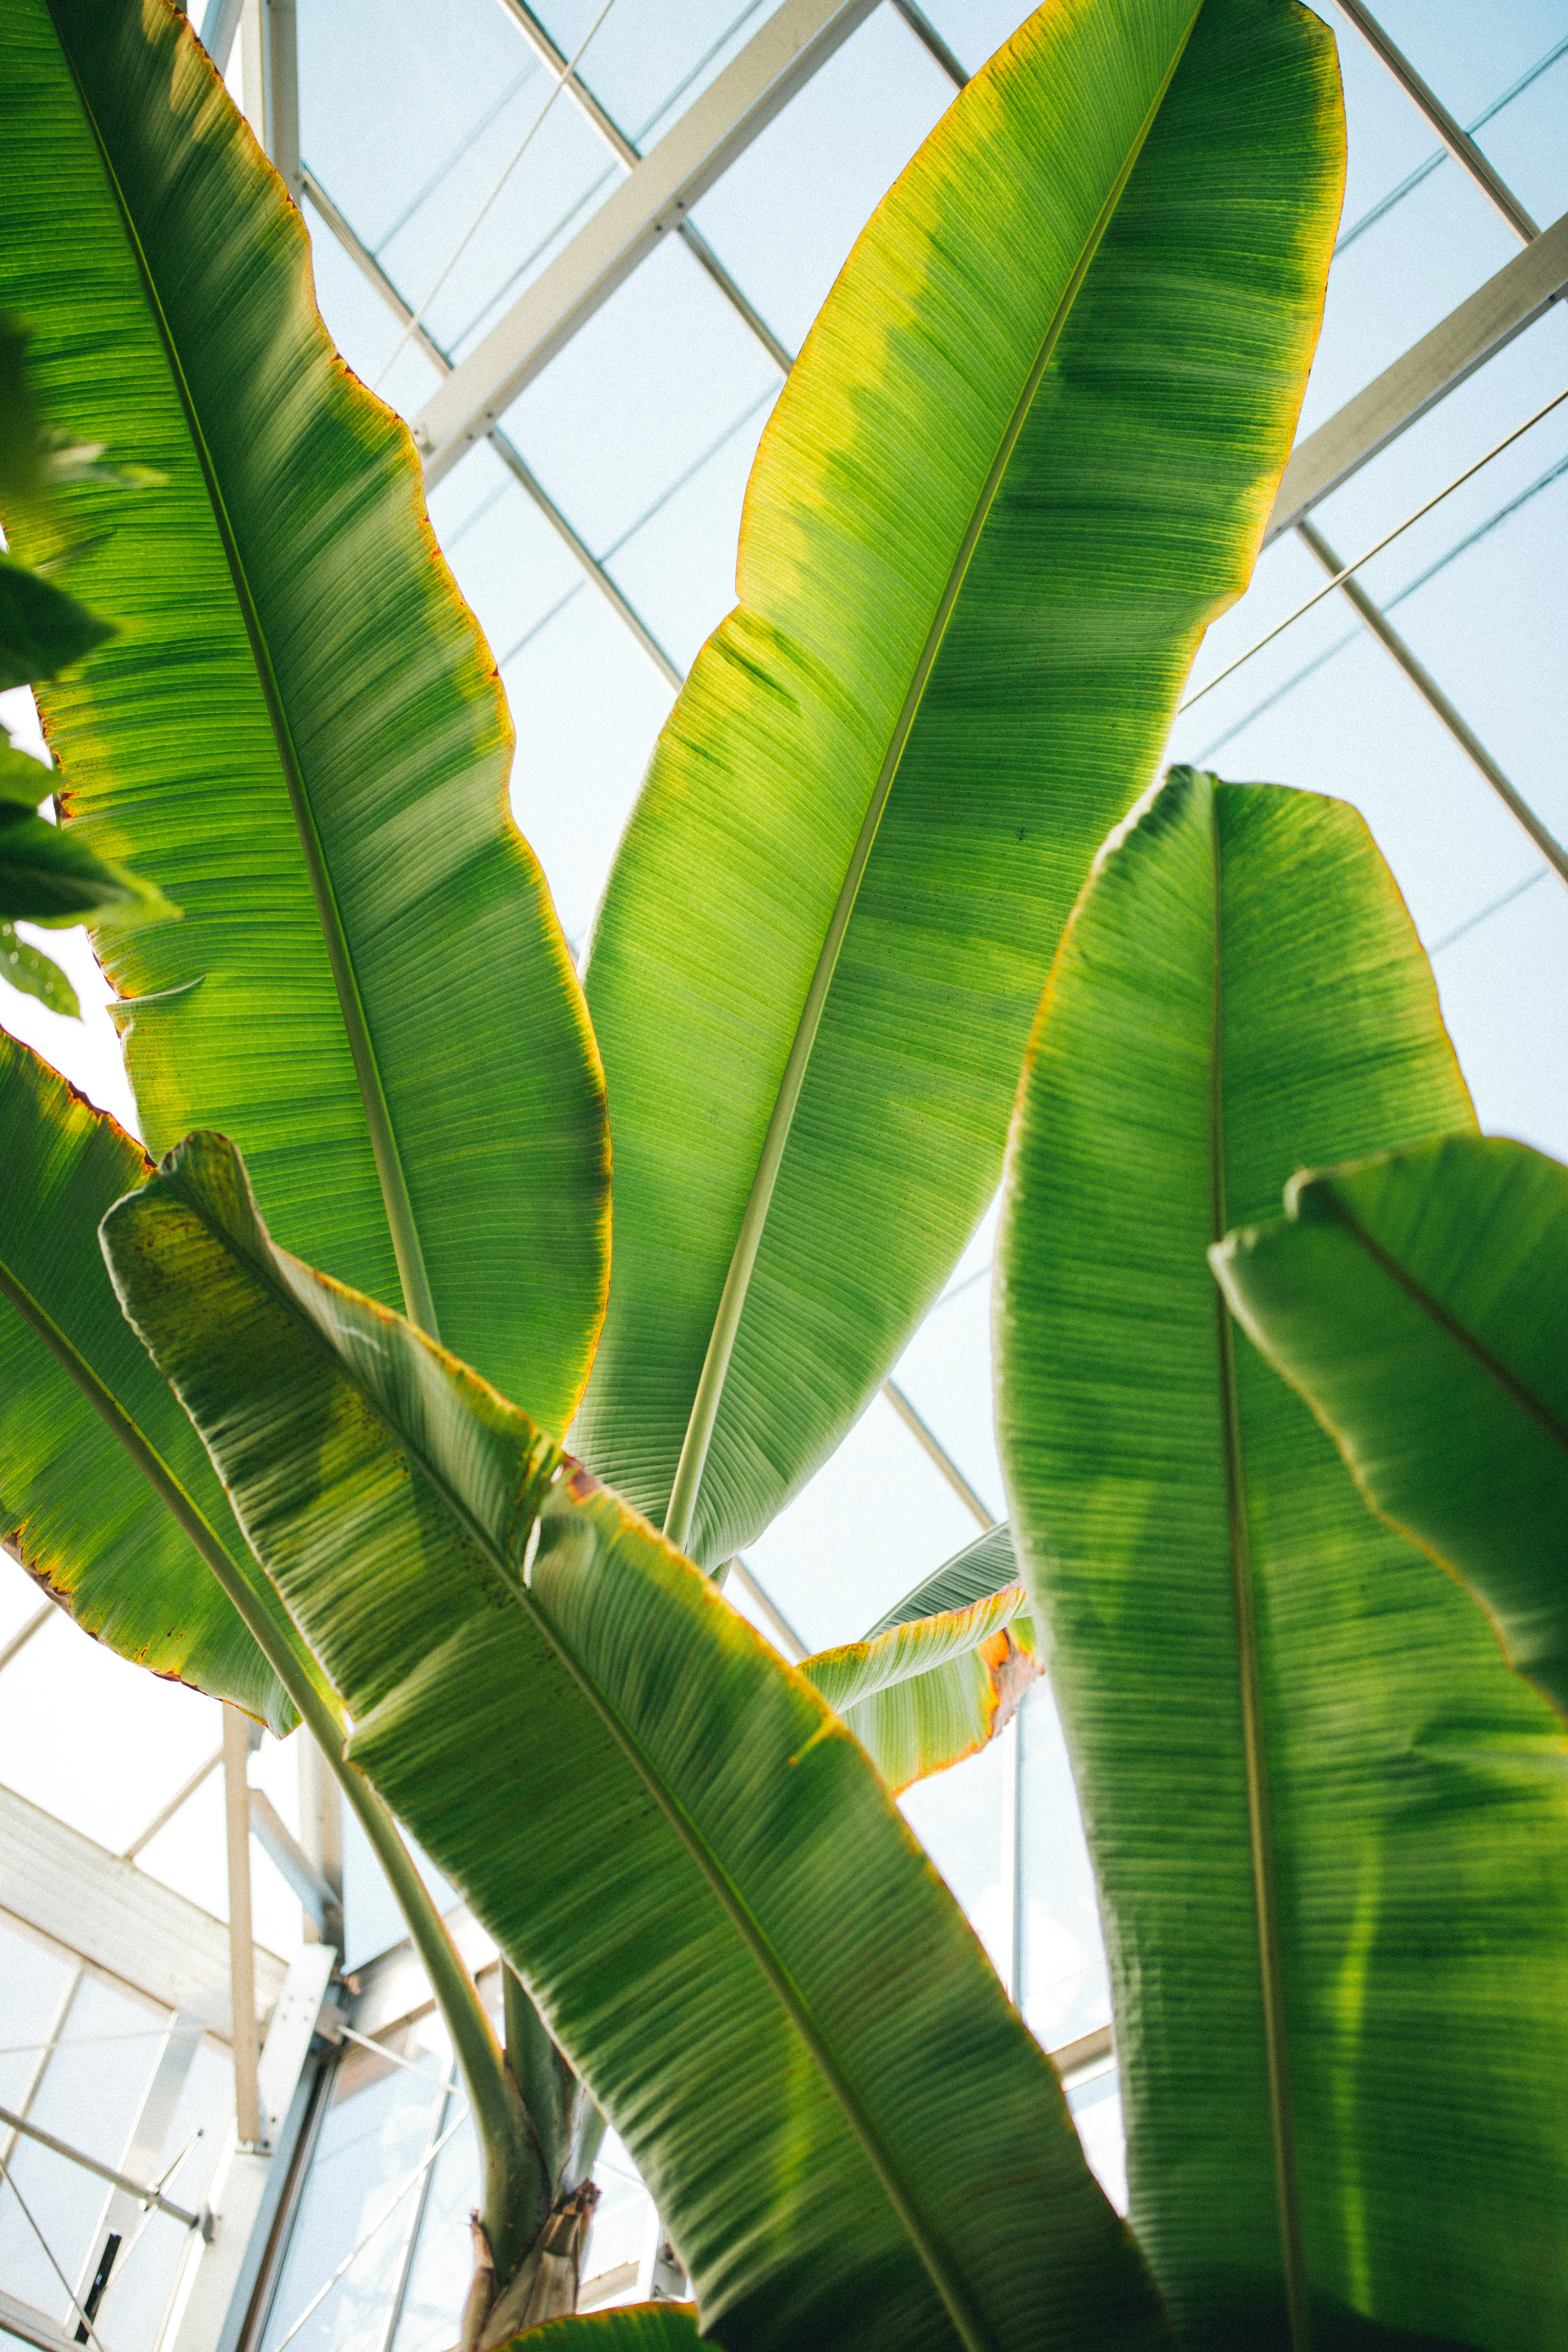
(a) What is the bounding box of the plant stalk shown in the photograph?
[0,1258,527,2273]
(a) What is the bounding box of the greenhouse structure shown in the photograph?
[1,2,1565,2351]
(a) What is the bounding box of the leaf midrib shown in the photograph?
[54,10,439,1337]
[180,1175,1002,2352]
[661,7,1204,1554]
[1208,783,1310,2352]
[1314,1178,1568,1462]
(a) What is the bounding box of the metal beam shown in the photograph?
[197,0,244,76]
[248,1790,339,1933]
[0,1785,286,2039]
[413,0,879,486]
[882,1379,997,1530]
[75,2013,202,2333]
[223,1708,261,2149]
[0,2286,85,2352]
[491,0,800,376]
[1296,516,1568,890]
[301,164,683,687]
[121,1744,224,1863]
[261,0,301,202]
[0,1601,53,1675]
[889,0,968,88]
[0,2104,204,2231]
[1332,1,1539,245]
[1265,211,1568,542]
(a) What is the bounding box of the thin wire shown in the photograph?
[1192,440,1568,765]
[371,0,621,391]
[266,2101,468,2352]
[0,2029,174,2059]
[1181,384,1568,715]
[0,2150,113,2351]
[334,2024,454,2082]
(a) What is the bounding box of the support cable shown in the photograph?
[1181,383,1568,715]
[0,2155,111,2352]
[371,0,622,392]
[1295,514,1568,890]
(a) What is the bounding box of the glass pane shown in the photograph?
[537,0,793,153]
[1018,1685,1110,2050]
[689,5,955,359]
[1068,2065,1126,2213]
[0,1976,167,2325]
[299,0,624,370]
[260,2041,452,2352]
[899,1720,1013,1985]
[1297,21,1521,440]
[95,2039,235,2352]
[0,1919,75,2116]
[1361,0,1568,231]
[910,1,1036,78]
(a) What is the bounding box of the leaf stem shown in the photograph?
[1207,779,1311,2352]
[662,9,1200,1555]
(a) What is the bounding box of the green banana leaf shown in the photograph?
[102,1131,1172,2352]
[494,2312,698,2350]
[0,803,176,927]
[0,0,607,1435]
[578,0,1344,1566]
[0,1032,298,1727]
[803,1524,1037,1792]
[0,548,113,690]
[2,920,78,1015]
[994,767,1568,2350]
[1214,1132,1568,1720]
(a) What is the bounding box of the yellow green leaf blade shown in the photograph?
[803,1557,1037,1794]
[580,0,1344,1564]
[490,2310,698,2350]
[996,770,1568,2346]
[102,1132,1172,2352]
[0,0,608,1434]
[0,1032,292,1726]
[1215,1133,1568,1721]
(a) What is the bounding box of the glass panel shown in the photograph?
[1067,2064,1126,2213]
[0,1920,75,2116]
[886,1193,1006,1524]
[1018,1685,1110,2050]
[260,2038,453,2352]
[1359,0,1568,231]
[0,1605,222,1859]
[499,581,678,950]
[301,194,444,426]
[909,1,1035,78]
[900,1722,1013,1983]
[744,1393,988,1650]
[537,0,792,153]
[0,1976,167,2325]
[386,2101,480,2352]
[299,0,625,371]
[689,5,955,359]
[1297,22,1521,440]
[499,236,780,566]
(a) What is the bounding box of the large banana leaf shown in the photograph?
[102,1132,1171,2352]
[802,1524,1037,1791]
[994,768,1568,2350]
[0,1031,293,1727]
[578,0,1344,1565]
[0,0,607,1435]
[1215,1133,1568,1720]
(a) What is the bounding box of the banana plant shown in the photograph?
[0,0,1342,2337]
[994,766,1568,2350]
[1213,1132,1568,1720]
